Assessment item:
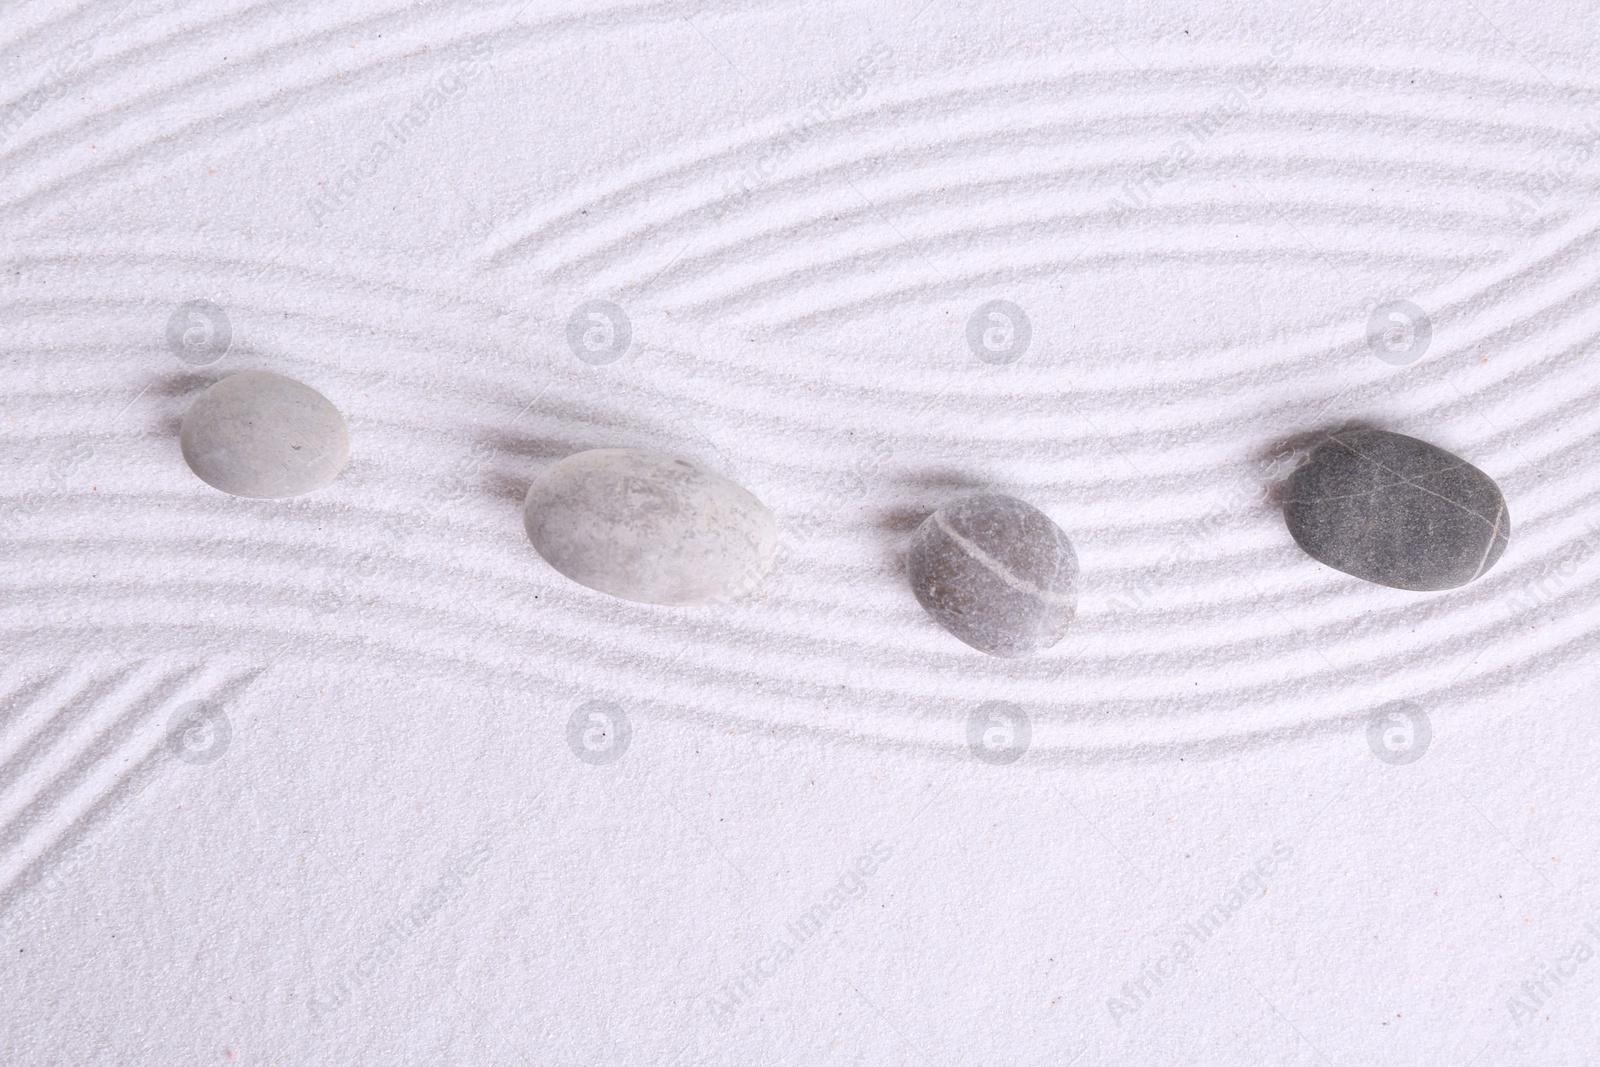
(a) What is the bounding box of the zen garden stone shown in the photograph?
[1283,428,1509,591]
[180,371,350,499]
[907,493,1079,657]
[524,448,778,606]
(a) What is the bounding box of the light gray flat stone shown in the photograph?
[180,371,349,499]
[524,449,777,606]
[907,493,1079,657]
[1283,428,1509,591]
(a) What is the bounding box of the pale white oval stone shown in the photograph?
[524,449,777,606]
[180,371,350,499]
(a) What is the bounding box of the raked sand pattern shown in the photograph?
[3,1,1600,1064]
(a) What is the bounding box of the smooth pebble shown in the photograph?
[1283,427,1509,591]
[907,493,1079,657]
[180,371,350,499]
[524,448,777,606]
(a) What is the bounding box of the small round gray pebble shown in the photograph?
[1283,428,1509,591]
[907,493,1079,657]
[524,448,777,606]
[180,371,350,498]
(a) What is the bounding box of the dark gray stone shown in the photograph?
[1283,428,1509,591]
[907,493,1078,657]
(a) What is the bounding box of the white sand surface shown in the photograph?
[3,1,1599,1063]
